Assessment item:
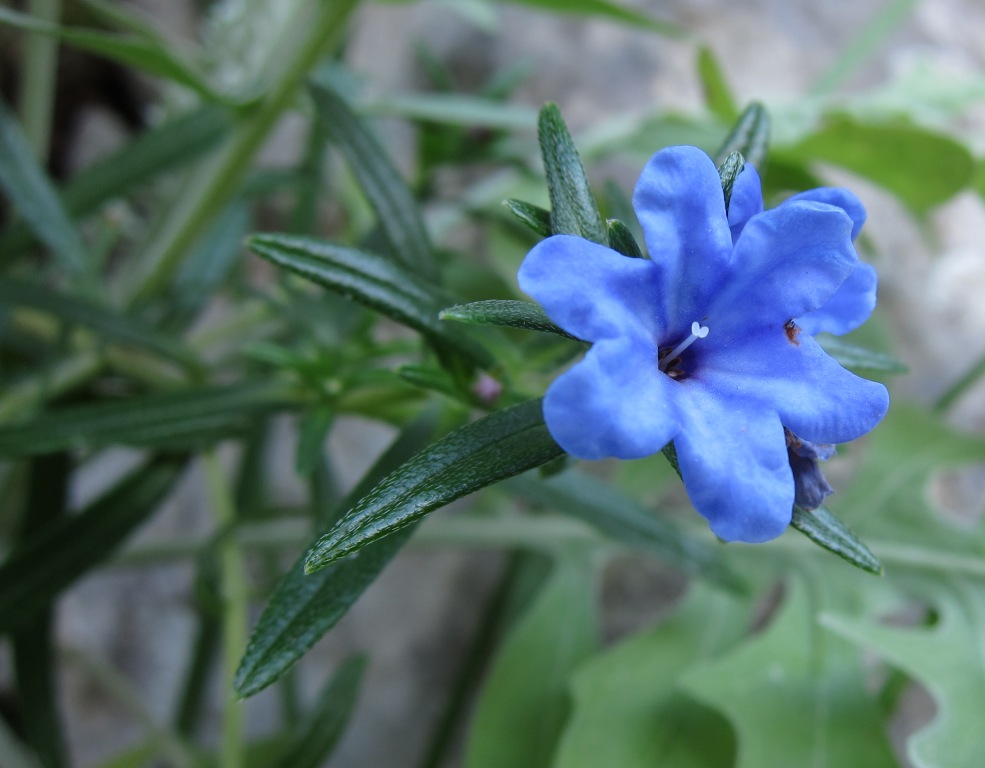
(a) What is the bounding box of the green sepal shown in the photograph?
[714,102,770,170]
[503,198,552,238]
[440,299,581,340]
[537,103,608,245]
[605,219,644,259]
[304,398,564,572]
[717,151,745,214]
[249,233,493,369]
[790,506,882,575]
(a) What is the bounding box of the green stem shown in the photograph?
[124,0,360,305]
[204,451,247,768]
[17,0,60,163]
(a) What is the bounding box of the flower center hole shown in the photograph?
[658,320,709,375]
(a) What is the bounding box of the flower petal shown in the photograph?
[543,336,680,460]
[727,164,764,244]
[633,146,733,327]
[673,384,793,542]
[711,201,857,328]
[786,187,866,241]
[796,261,877,336]
[700,329,890,445]
[518,235,668,342]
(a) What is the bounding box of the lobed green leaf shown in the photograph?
[304,398,564,572]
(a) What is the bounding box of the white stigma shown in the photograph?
[659,321,710,371]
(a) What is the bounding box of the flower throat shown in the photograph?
[658,320,709,378]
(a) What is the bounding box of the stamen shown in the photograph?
[659,321,710,371]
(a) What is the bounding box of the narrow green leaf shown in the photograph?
[309,81,438,282]
[13,454,71,768]
[440,299,580,340]
[295,406,333,477]
[362,92,537,130]
[0,105,232,258]
[465,546,598,768]
[503,198,552,238]
[0,456,187,635]
[0,381,295,457]
[790,506,882,575]
[0,7,223,102]
[0,277,201,369]
[714,102,770,170]
[538,103,608,245]
[235,414,444,697]
[605,219,643,259]
[697,46,738,122]
[271,655,367,768]
[0,98,91,278]
[249,233,493,368]
[817,336,908,374]
[305,399,564,572]
[791,116,974,212]
[717,150,745,213]
[493,0,683,35]
[507,471,741,590]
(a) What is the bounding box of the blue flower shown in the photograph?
[518,146,889,543]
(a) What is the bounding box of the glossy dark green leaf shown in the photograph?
[817,336,908,374]
[309,81,438,282]
[507,472,740,590]
[792,116,974,212]
[271,655,367,768]
[235,414,443,697]
[538,103,608,245]
[440,300,580,340]
[0,277,200,369]
[605,219,644,259]
[0,98,90,278]
[0,381,295,457]
[305,399,564,572]
[790,506,882,575]
[697,46,738,122]
[714,102,770,170]
[503,198,552,238]
[0,7,223,102]
[0,456,187,635]
[249,233,493,368]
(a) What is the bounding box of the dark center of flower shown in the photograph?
[658,320,709,380]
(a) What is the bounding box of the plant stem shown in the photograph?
[18,0,60,163]
[124,0,360,305]
[204,450,248,768]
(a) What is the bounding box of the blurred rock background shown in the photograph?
[2,0,985,766]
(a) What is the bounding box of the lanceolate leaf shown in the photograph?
[538,103,608,245]
[605,219,644,259]
[304,399,564,572]
[235,414,444,697]
[309,81,438,282]
[271,655,368,768]
[0,381,295,457]
[249,233,493,368]
[440,300,580,340]
[791,506,882,575]
[0,456,187,635]
[714,102,770,170]
[507,471,740,590]
[817,336,907,374]
[0,98,91,280]
[503,198,552,238]
[697,45,739,123]
[0,277,200,369]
